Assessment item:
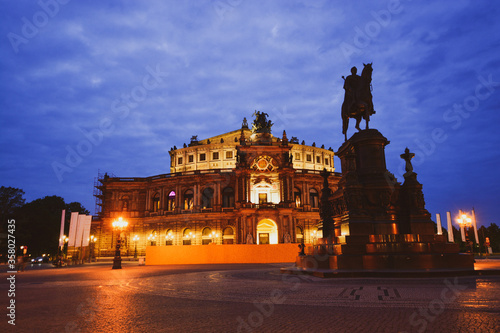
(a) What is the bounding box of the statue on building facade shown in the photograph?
[246,232,254,244]
[341,63,376,141]
[252,110,273,134]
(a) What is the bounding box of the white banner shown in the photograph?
[436,213,442,235]
[58,209,66,248]
[81,215,93,247]
[472,209,479,243]
[67,212,80,247]
[446,211,454,242]
[75,214,87,248]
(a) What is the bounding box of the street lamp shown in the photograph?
[89,235,97,263]
[112,217,128,269]
[165,232,174,245]
[147,232,157,246]
[457,213,473,254]
[132,235,139,259]
[210,231,219,244]
[310,230,318,245]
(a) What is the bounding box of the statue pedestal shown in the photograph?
[291,129,474,276]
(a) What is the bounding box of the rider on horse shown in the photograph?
[341,63,376,141]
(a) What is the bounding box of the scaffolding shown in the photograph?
[94,170,115,217]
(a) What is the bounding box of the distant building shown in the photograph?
[92,113,340,257]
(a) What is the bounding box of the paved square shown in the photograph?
[2,261,499,332]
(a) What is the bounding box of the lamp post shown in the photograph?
[112,217,128,269]
[89,235,97,263]
[310,230,318,246]
[210,231,219,244]
[166,232,174,245]
[133,235,139,259]
[147,232,157,246]
[457,213,473,254]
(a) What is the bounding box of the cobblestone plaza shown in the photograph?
[2,261,499,332]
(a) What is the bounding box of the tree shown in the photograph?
[0,186,25,223]
[16,196,90,256]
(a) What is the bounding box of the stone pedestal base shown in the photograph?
[294,235,474,275]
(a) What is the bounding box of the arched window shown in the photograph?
[166,190,176,211]
[294,188,301,208]
[295,226,304,243]
[148,230,157,246]
[202,227,212,245]
[309,188,319,208]
[222,187,235,208]
[223,226,235,244]
[202,188,214,209]
[165,229,174,245]
[183,190,194,210]
[183,228,193,245]
[152,193,160,212]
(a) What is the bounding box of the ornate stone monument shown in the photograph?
[293,64,474,276]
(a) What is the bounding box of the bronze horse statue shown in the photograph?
[341,63,376,141]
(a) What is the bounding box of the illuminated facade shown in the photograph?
[92,115,341,257]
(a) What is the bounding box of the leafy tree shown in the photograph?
[0,186,25,224]
[16,196,90,256]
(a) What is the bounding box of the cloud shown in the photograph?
[0,0,499,225]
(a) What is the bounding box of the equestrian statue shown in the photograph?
[341,63,376,141]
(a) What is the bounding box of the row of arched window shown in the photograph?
[148,187,319,212]
[147,226,236,245]
[150,187,236,212]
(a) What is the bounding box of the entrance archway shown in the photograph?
[256,219,278,244]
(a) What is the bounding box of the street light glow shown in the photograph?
[112,216,129,229]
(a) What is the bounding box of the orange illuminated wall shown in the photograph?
[146,244,299,265]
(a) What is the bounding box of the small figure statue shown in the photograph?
[246,232,254,244]
[284,232,291,243]
[400,147,415,176]
[252,111,273,134]
[242,117,249,129]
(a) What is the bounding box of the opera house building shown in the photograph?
[91,113,340,257]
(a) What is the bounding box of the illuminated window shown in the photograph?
[184,190,194,210]
[294,188,301,207]
[166,191,176,211]
[202,227,212,245]
[199,153,206,161]
[212,152,219,160]
[295,226,304,243]
[178,157,183,165]
[259,193,267,204]
[188,155,194,163]
[223,226,234,244]
[152,193,160,212]
[306,154,312,162]
[226,151,233,159]
[165,229,173,245]
[183,228,192,245]
[148,230,157,246]
[295,153,300,161]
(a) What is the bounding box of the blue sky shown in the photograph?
[1,0,499,227]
